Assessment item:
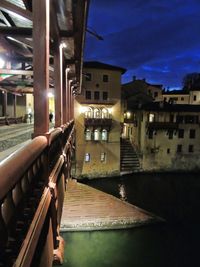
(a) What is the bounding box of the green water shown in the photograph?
[61,173,200,267]
[61,224,200,267]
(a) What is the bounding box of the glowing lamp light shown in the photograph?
[80,106,88,114]
[126,112,131,119]
[47,92,54,98]
[60,42,67,49]
[108,108,112,114]
[0,58,5,68]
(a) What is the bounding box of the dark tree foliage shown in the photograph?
[182,72,200,91]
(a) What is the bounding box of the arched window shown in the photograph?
[85,129,92,140]
[102,108,109,118]
[94,108,101,118]
[85,107,93,118]
[102,129,108,141]
[94,129,100,141]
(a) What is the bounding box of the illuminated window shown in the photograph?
[94,129,100,141]
[85,129,92,140]
[94,108,100,118]
[102,108,109,118]
[102,129,108,141]
[85,108,92,118]
[85,153,90,162]
[149,113,155,122]
[100,152,106,162]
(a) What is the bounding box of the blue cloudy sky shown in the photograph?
[84,0,200,89]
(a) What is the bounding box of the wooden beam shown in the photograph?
[60,30,74,38]
[0,26,32,36]
[0,0,32,21]
[50,0,60,41]
[22,0,32,11]
[0,69,33,75]
[33,0,50,136]
[54,44,63,127]
[0,10,14,26]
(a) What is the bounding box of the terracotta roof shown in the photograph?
[83,61,126,74]
[139,102,200,112]
[163,90,188,95]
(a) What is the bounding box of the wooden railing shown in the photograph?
[0,121,75,267]
[0,117,23,126]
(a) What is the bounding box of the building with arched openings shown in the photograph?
[74,61,126,178]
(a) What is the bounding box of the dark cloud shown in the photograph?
[85,0,200,89]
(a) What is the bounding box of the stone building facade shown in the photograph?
[74,61,126,178]
[127,102,200,171]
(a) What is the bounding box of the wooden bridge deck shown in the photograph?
[60,179,162,231]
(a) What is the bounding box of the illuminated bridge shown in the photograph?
[0,1,89,266]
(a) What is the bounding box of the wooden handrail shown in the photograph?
[0,123,75,266]
[13,188,51,267]
[0,136,47,200]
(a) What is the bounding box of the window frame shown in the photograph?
[85,90,91,100]
[103,74,109,82]
[85,73,92,81]
[85,153,90,162]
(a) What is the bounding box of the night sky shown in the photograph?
[84,0,200,89]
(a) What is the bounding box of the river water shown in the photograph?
[61,172,200,267]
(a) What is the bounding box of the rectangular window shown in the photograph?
[149,113,155,122]
[181,97,184,101]
[177,145,182,153]
[103,74,108,82]
[193,95,197,101]
[168,130,173,139]
[85,153,90,162]
[85,129,92,141]
[85,90,91,100]
[170,114,174,122]
[148,129,153,139]
[185,115,195,124]
[103,91,108,100]
[176,115,184,123]
[94,91,100,100]
[178,129,184,138]
[167,148,170,154]
[100,152,106,162]
[85,73,91,81]
[189,129,196,138]
[188,145,194,153]
[154,92,158,98]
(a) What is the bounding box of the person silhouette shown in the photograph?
[49,112,53,122]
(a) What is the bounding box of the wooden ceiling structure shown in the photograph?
[0,0,89,95]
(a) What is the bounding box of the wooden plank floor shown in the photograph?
[60,179,163,231]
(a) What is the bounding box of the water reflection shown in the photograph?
[118,182,127,201]
[62,173,200,267]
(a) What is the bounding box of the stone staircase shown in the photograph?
[120,138,141,173]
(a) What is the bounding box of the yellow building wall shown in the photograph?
[74,67,122,179]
